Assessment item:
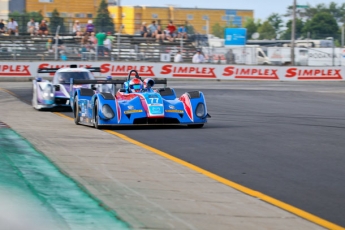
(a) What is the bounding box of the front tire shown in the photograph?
[74,96,80,125]
[93,100,100,129]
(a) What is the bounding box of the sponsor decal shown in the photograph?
[127,105,134,110]
[101,64,154,76]
[124,109,143,114]
[165,109,184,113]
[161,65,216,78]
[285,68,342,80]
[169,105,175,109]
[0,65,31,76]
[223,66,279,80]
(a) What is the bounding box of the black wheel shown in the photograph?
[187,124,204,128]
[74,96,80,125]
[93,100,100,129]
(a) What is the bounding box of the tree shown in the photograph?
[302,12,339,39]
[244,18,260,40]
[280,18,304,40]
[94,0,115,33]
[49,9,66,34]
[267,13,283,36]
[257,21,276,39]
[212,23,224,38]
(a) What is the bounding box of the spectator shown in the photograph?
[165,21,176,42]
[192,49,205,63]
[140,22,148,37]
[72,20,82,36]
[96,31,107,57]
[104,32,114,53]
[27,18,36,36]
[85,20,95,35]
[7,18,18,36]
[52,35,65,53]
[174,50,183,63]
[88,32,97,52]
[0,19,5,34]
[46,38,53,52]
[147,20,157,38]
[155,25,165,43]
[38,20,49,36]
[226,49,235,64]
[177,25,187,39]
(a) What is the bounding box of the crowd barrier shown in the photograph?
[0,61,344,81]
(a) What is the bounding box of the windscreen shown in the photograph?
[57,72,93,83]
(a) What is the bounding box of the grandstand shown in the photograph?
[0,33,199,62]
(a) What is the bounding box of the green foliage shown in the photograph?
[267,13,283,36]
[280,18,304,40]
[257,21,276,39]
[243,18,260,39]
[49,9,66,34]
[302,12,339,39]
[211,22,237,38]
[94,0,115,33]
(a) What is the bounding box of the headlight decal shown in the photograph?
[102,104,115,119]
[196,103,205,118]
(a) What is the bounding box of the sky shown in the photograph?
[122,0,345,21]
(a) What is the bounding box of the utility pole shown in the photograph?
[291,0,296,66]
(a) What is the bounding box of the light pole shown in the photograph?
[291,0,296,66]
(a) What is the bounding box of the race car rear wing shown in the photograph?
[37,65,101,73]
[70,78,167,94]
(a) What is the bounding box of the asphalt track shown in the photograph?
[3,81,345,228]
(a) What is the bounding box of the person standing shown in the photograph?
[96,31,106,57]
[27,18,36,36]
[104,32,114,55]
[7,18,18,36]
[174,50,183,63]
[192,49,205,63]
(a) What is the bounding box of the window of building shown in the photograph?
[39,0,53,2]
[187,14,193,20]
[202,15,209,20]
[152,13,158,19]
[202,25,207,31]
[87,14,93,18]
[45,12,52,17]
[222,15,230,21]
[60,13,68,17]
[75,13,86,18]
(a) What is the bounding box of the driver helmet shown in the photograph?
[129,78,143,92]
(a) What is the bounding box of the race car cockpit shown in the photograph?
[58,72,93,84]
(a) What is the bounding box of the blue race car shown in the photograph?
[32,65,101,110]
[70,70,210,128]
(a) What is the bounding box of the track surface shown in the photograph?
[5,81,345,227]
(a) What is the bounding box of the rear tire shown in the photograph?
[74,96,80,125]
[187,124,204,128]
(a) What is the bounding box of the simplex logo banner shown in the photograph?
[0,61,343,81]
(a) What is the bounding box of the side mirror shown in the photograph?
[119,89,126,93]
[54,85,60,91]
[91,84,97,90]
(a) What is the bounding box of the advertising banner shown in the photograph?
[0,62,343,81]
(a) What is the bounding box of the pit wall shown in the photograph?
[0,62,343,81]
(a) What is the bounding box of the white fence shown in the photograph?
[0,61,344,81]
